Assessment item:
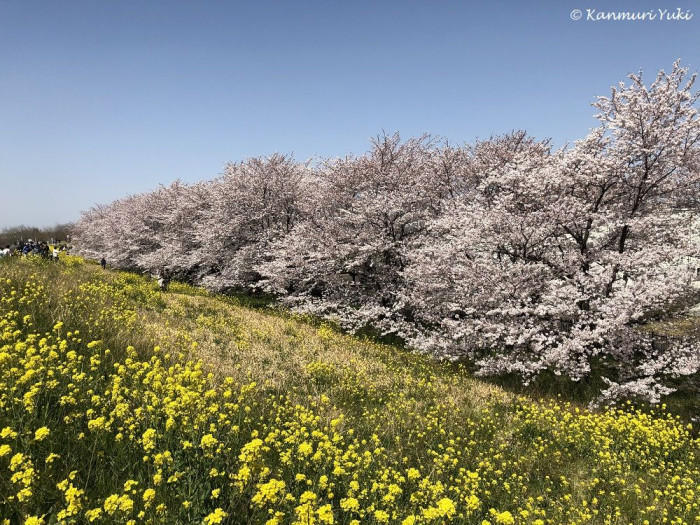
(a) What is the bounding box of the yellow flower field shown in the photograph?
[0,256,698,524]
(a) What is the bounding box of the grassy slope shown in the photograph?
[0,256,698,524]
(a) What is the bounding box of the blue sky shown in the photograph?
[1,0,698,226]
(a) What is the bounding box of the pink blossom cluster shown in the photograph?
[72,62,700,403]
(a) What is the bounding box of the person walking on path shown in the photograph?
[157,268,170,291]
[100,257,106,270]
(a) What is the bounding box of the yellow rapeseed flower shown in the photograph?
[33,427,50,441]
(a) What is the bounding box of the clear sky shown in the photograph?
[1,0,698,227]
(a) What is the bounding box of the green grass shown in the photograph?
[0,256,698,524]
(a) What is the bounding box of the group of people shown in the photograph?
[1,245,171,291]
[0,239,61,261]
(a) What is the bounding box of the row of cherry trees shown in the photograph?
[73,62,700,403]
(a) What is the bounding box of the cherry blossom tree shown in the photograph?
[71,62,699,402]
[185,153,312,291]
[259,133,474,332]
[72,181,210,280]
[403,61,700,402]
